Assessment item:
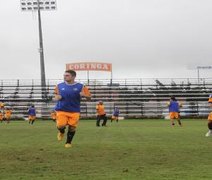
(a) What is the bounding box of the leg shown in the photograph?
[58,126,66,134]
[176,113,182,126]
[66,126,76,145]
[169,113,175,126]
[208,121,212,130]
[65,113,80,147]
[32,116,36,124]
[102,115,108,126]
[96,115,100,126]
[56,111,68,141]
[170,119,175,126]
[177,119,182,126]
[111,116,114,123]
[206,121,212,137]
[28,116,31,124]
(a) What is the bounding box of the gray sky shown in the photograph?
[0,0,212,80]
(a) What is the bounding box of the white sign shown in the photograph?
[197,66,212,69]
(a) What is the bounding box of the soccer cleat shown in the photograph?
[65,143,72,148]
[205,131,212,137]
[57,132,64,141]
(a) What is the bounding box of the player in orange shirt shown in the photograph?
[4,108,12,123]
[206,95,212,137]
[0,111,3,123]
[96,101,108,127]
[0,102,5,111]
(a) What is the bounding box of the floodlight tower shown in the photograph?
[20,0,57,99]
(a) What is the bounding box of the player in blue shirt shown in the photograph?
[167,96,182,127]
[28,105,36,125]
[111,107,120,123]
[54,70,91,148]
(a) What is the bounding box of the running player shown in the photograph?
[96,101,108,127]
[54,70,91,148]
[28,105,36,125]
[205,94,212,137]
[111,107,120,123]
[4,108,12,123]
[0,102,4,110]
[167,96,182,127]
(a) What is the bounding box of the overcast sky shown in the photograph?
[0,0,212,80]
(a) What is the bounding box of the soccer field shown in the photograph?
[0,120,212,180]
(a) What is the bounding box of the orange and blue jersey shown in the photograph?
[168,101,180,112]
[55,82,89,113]
[28,107,36,116]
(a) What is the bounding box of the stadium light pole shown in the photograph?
[20,0,57,99]
[37,0,46,99]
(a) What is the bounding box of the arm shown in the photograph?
[96,105,99,111]
[54,85,62,101]
[167,102,170,107]
[80,86,91,101]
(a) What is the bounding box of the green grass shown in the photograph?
[0,119,212,180]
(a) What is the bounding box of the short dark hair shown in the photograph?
[171,96,176,101]
[31,105,34,108]
[65,70,76,77]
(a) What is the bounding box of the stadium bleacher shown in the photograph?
[0,78,211,119]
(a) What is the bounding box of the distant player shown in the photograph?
[28,105,36,125]
[4,108,12,123]
[0,111,3,123]
[205,95,212,137]
[167,96,182,127]
[54,70,91,148]
[111,107,120,123]
[0,102,4,110]
[51,110,57,122]
[96,101,108,127]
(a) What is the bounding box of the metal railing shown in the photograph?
[0,78,211,119]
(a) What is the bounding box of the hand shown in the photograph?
[54,95,62,101]
[80,91,85,97]
[80,92,91,101]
